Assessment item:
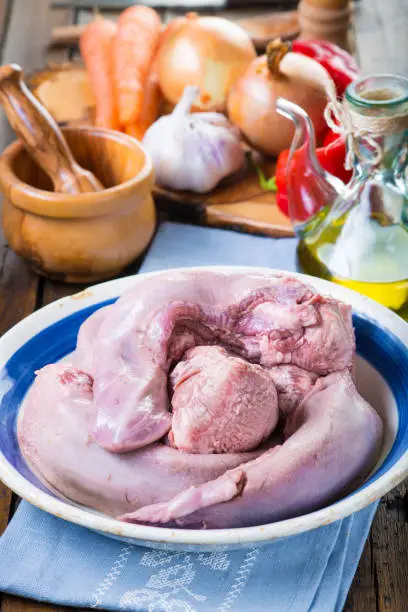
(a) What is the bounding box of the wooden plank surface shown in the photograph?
[52,0,298,7]
[0,1,8,45]
[0,5,74,612]
[370,483,408,612]
[0,1,52,609]
[55,0,228,8]
[46,6,73,62]
[0,1,407,611]
[1,597,85,612]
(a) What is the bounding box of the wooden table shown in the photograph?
[0,1,407,610]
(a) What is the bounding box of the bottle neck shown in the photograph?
[352,129,408,178]
[345,75,408,185]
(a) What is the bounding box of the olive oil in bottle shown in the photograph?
[278,74,408,317]
[298,217,408,314]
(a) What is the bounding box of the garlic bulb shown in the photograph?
[142,86,245,193]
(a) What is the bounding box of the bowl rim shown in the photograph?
[0,265,407,547]
[0,126,155,219]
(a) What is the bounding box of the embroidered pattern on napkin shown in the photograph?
[109,549,258,611]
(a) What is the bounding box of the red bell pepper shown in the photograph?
[323,129,341,147]
[275,130,352,220]
[273,40,358,219]
[292,39,359,96]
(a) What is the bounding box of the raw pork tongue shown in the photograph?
[17,365,262,518]
[74,305,112,376]
[74,271,354,453]
[121,370,382,528]
[74,271,232,453]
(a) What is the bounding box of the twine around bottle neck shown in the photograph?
[324,91,408,170]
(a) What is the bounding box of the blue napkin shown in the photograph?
[0,222,377,611]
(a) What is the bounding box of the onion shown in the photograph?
[227,39,330,157]
[158,13,256,112]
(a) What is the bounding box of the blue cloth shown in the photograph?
[0,222,377,611]
[140,222,299,272]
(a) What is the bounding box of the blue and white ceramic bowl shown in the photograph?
[0,267,407,552]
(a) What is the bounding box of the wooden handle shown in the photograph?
[0,63,103,193]
[49,24,86,48]
[303,0,349,8]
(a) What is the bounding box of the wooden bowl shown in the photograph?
[0,126,155,283]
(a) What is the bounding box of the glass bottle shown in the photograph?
[277,74,408,316]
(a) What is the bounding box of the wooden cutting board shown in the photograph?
[29,63,294,238]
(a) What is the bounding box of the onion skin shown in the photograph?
[227,55,328,157]
[158,15,256,112]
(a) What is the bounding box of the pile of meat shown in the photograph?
[18,271,383,529]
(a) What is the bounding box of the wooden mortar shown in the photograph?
[0,126,156,283]
[0,63,103,193]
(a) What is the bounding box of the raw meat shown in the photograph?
[121,371,382,528]
[170,346,279,453]
[18,364,262,517]
[267,365,318,415]
[17,270,381,530]
[72,271,354,453]
[74,305,111,376]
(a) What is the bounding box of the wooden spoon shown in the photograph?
[0,63,103,193]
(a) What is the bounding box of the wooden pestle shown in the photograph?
[0,63,103,193]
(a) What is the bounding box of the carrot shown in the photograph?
[114,6,162,128]
[124,38,164,140]
[79,17,119,131]
[124,18,186,140]
[124,60,161,140]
